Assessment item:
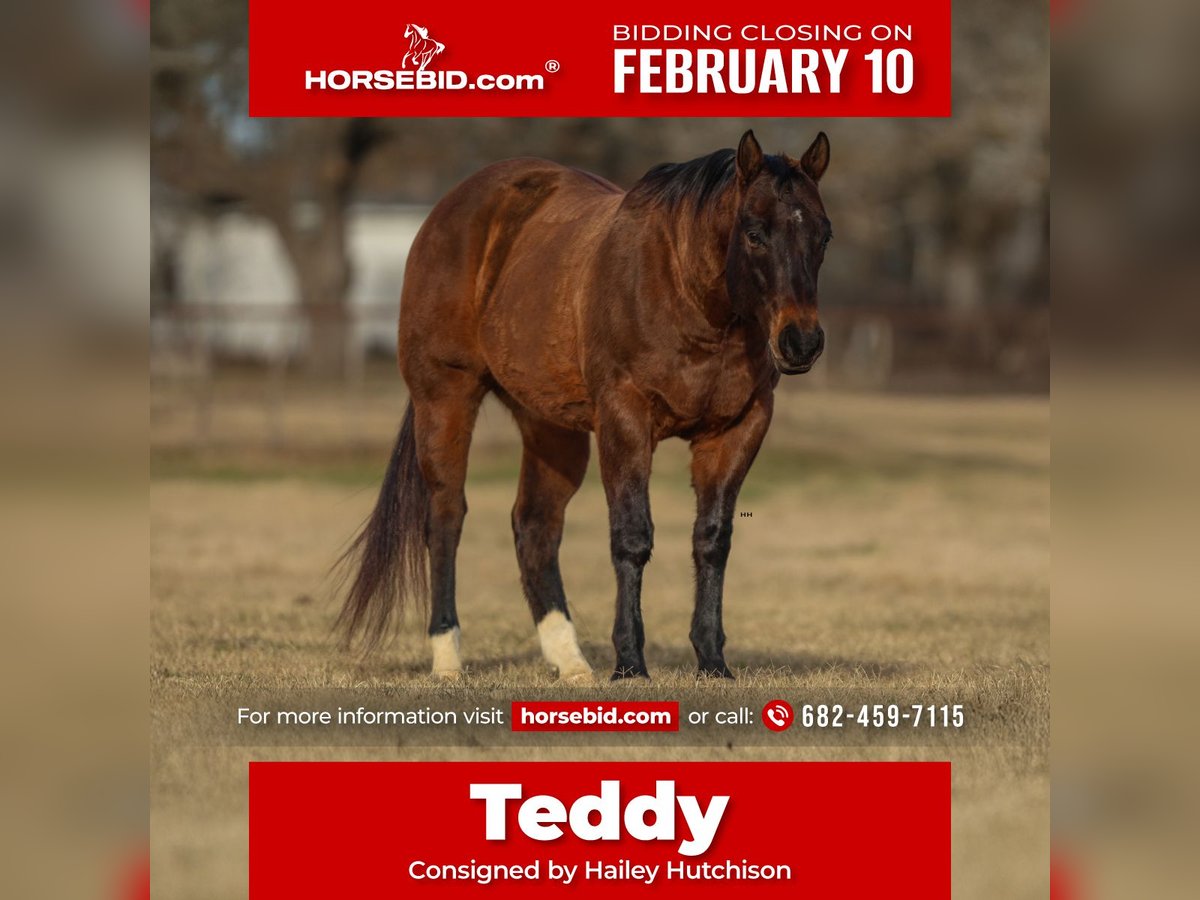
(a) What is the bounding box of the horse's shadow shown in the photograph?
[637,643,912,680]
[352,642,910,682]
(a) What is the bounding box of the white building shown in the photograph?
[152,203,430,361]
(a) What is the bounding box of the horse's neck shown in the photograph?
[661,193,737,331]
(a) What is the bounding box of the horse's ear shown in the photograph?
[800,132,830,183]
[736,130,764,184]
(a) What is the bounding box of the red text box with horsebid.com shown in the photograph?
[249,0,952,117]
[510,701,679,732]
[249,761,950,898]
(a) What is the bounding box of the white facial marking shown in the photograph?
[792,209,804,223]
[537,610,592,680]
[430,627,461,678]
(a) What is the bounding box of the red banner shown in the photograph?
[249,1,952,117]
[249,761,950,898]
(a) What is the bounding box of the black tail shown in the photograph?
[335,403,428,651]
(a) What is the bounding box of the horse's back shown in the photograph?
[401,158,621,429]
[400,158,617,324]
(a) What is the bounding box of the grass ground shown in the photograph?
[151,373,1049,898]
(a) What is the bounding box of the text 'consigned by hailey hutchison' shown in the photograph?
[407,858,793,886]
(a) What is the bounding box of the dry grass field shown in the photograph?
[151,372,1049,899]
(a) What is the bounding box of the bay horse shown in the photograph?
[338,130,832,681]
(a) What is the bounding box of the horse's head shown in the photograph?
[726,130,832,375]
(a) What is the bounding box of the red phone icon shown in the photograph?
[762,700,794,732]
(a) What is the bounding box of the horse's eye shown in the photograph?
[822,232,833,247]
[746,230,766,248]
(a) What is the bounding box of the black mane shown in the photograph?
[630,147,804,214]
[630,149,737,211]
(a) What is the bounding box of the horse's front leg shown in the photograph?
[689,392,773,678]
[595,389,655,680]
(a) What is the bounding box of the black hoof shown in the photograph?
[610,665,650,681]
[697,663,735,679]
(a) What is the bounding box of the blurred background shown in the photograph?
[1054,0,1200,897]
[1,2,146,899]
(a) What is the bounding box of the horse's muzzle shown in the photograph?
[772,323,824,374]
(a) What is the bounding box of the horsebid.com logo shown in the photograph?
[305,21,548,92]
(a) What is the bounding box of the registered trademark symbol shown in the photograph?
[544,59,560,73]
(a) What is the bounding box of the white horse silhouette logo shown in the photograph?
[403,23,446,72]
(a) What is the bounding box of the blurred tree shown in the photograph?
[150,0,389,375]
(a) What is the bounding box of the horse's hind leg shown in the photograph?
[410,370,486,679]
[511,416,593,681]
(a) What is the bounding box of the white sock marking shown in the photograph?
[537,610,592,680]
[430,627,461,677]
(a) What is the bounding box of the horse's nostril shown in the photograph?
[778,324,805,363]
[776,324,823,368]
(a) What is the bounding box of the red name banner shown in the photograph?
[249,1,952,117]
[249,761,950,898]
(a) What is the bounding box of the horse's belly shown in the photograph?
[491,358,594,431]
[479,296,594,431]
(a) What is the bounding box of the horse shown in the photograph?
[402,24,445,72]
[338,129,832,682]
